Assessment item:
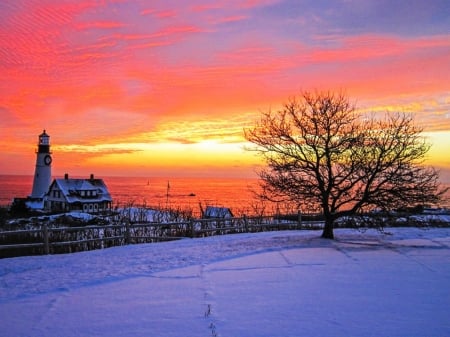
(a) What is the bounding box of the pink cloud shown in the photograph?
[115,25,204,41]
[140,8,177,18]
[214,15,248,24]
[115,25,205,51]
[154,10,177,18]
[238,0,281,9]
[305,34,450,64]
[74,21,128,31]
[192,4,223,12]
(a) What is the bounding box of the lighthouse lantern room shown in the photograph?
[30,130,52,199]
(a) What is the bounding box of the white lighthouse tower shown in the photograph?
[30,130,52,199]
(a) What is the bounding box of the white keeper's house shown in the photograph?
[45,174,112,213]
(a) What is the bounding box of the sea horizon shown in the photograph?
[0,175,261,215]
[1,174,448,211]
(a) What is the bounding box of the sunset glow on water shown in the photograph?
[0,175,262,215]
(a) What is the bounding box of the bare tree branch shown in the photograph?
[245,91,447,239]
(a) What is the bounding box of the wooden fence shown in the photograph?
[0,215,324,258]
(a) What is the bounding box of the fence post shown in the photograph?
[43,223,49,255]
[298,211,302,229]
[190,219,195,238]
[125,221,130,245]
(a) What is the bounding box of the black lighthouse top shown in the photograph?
[38,129,50,153]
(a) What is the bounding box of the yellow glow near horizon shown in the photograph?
[52,140,261,177]
[424,131,450,167]
[49,129,448,178]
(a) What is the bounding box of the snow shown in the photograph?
[25,199,45,210]
[0,228,449,337]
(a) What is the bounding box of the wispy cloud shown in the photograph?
[213,15,248,24]
[140,8,177,18]
[74,21,128,30]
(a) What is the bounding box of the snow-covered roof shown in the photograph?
[25,199,45,210]
[204,206,233,218]
[48,177,112,204]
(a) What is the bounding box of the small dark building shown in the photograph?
[203,206,233,219]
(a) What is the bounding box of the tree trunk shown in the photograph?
[321,217,334,239]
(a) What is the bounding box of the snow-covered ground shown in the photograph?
[1,228,449,337]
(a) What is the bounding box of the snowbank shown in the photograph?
[0,228,449,336]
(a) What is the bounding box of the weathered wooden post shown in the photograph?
[190,219,195,238]
[43,223,49,255]
[125,221,130,245]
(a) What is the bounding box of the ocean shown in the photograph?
[2,175,448,215]
[0,175,261,215]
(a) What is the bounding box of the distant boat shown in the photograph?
[188,193,196,197]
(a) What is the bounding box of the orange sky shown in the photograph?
[1,1,449,180]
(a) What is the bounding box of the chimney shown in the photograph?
[64,173,69,180]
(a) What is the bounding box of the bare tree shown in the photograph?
[245,91,446,239]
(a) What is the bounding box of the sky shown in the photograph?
[1,0,449,179]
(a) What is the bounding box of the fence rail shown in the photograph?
[0,215,323,258]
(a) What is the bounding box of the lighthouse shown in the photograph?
[30,130,52,199]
